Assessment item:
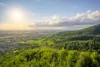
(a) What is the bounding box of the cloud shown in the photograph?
[0,9,100,30]
[29,10,100,30]
[68,10,100,22]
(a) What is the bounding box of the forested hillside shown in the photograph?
[0,24,100,67]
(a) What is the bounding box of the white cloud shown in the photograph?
[48,15,61,24]
[68,10,100,22]
[1,9,100,30]
[31,10,100,30]
[42,10,100,26]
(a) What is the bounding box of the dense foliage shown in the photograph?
[1,47,100,67]
[0,24,100,67]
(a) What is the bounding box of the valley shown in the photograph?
[0,24,100,67]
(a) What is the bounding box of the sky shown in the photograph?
[0,0,100,30]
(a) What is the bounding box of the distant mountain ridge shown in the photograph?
[48,24,100,41]
[1,24,100,67]
[56,24,100,36]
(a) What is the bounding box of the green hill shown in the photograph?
[53,24,100,37]
[0,24,100,67]
[49,24,100,41]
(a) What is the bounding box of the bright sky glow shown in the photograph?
[0,0,100,30]
[10,9,24,21]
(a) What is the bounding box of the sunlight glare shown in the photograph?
[10,8,24,21]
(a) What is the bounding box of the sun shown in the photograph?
[12,10,22,20]
[2,8,33,30]
[10,9,24,21]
